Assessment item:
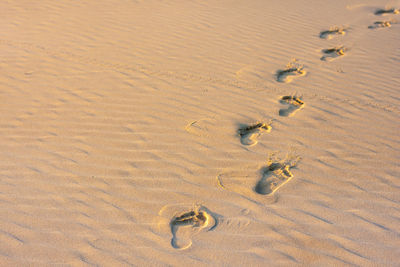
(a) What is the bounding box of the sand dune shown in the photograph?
[0,0,399,266]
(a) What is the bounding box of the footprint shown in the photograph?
[321,46,347,61]
[216,169,279,205]
[276,59,306,83]
[184,118,216,137]
[320,26,347,39]
[238,122,272,146]
[374,7,399,15]
[279,95,305,117]
[255,153,301,195]
[170,205,216,250]
[368,20,395,29]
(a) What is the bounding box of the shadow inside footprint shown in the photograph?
[255,163,293,195]
[276,60,306,83]
[320,26,347,39]
[321,46,347,61]
[254,151,300,195]
[279,96,305,117]
[238,122,272,146]
[170,207,215,250]
[374,8,399,15]
[368,21,393,29]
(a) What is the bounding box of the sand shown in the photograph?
[0,0,399,266]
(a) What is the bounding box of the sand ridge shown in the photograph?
[1,0,399,266]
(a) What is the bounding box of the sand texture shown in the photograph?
[1,0,399,266]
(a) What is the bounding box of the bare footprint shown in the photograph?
[255,153,301,195]
[185,118,216,137]
[374,7,399,15]
[238,122,272,146]
[276,59,306,83]
[320,26,347,39]
[321,46,347,61]
[368,20,395,29]
[170,205,216,250]
[279,95,305,117]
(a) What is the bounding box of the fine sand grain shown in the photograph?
[1,0,399,266]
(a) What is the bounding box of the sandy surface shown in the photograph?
[1,0,399,266]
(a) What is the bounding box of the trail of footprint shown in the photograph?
[320,26,347,39]
[255,153,301,195]
[238,122,272,146]
[368,20,396,29]
[1,39,397,113]
[168,205,217,250]
[374,7,399,15]
[276,59,306,83]
[279,96,305,117]
[321,46,347,61]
